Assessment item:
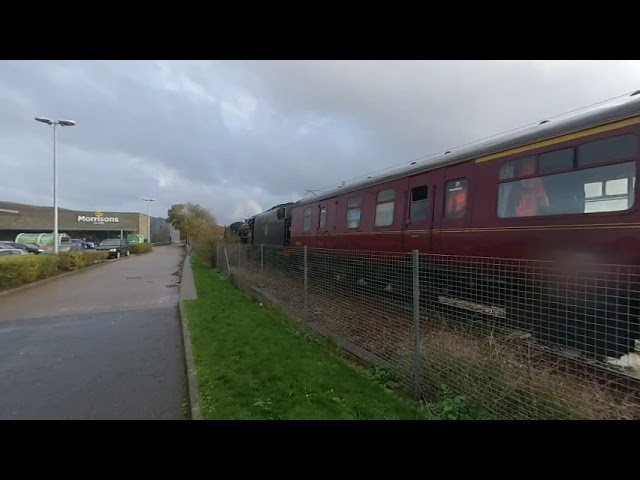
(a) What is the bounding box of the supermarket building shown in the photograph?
[0,201,178,244]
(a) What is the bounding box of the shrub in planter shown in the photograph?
[0,255,58,287]
[58,251,108,271]
[0,251,110,288]
[130,243,153,254]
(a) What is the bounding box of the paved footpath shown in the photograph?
[0,245,188,420]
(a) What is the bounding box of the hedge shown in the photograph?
[0,251,109,288]
[130,243,153,254]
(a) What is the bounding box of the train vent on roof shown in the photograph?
[631,90,640,97]
[444,150,451,154]
[539,119,550,125]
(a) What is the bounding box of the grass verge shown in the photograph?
[184,254,426,420]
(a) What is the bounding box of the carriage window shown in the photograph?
[499,156,536,180]
[497,161,636,218]
[578,134,638,167]
[375,189,395,226]
[303,207,312,232]
[348,196,362,208]
[538,148,574,174]
[445,179,468,218]
[585,176,633,213]
[377,189,395,203]
[410,185,429,221]
[319,207,326,230]
[346,196,361,228]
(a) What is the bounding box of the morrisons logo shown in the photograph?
[77,211,120,224]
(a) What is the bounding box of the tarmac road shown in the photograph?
[0,245,187,420]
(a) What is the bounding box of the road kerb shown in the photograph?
[177,249,202,420]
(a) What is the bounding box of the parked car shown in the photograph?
[23,242,46,254]
[0,248,29,256]
[70,238,95,250]
[0,242,30,253]
[95,238,130,259]
[0,241,43,254]
[67,239,86,252]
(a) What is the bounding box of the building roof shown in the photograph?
[0,201,143,231]
[0,200,141,216]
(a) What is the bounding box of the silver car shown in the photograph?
[0,248,29,256]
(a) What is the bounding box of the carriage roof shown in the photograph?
[295,90,640,207]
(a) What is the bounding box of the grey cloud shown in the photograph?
[0,61,234,184]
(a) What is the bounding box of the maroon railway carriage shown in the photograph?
[290,94,640,266]
[244,91,640,360]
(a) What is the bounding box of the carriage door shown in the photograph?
[403,173,436,253]
[316,200,329,248]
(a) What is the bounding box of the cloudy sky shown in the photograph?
[1,60,640,225]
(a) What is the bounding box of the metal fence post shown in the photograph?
[224,246,231,274]
[413,249,422,400]
[216,243,220,271]
[304,246,308,322]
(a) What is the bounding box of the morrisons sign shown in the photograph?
[77,211,120,224]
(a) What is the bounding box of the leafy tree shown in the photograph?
[167,203,224,266]
[167,203,215,234]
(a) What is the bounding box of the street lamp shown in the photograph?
[35,116,76,254]
[142,198,156,243]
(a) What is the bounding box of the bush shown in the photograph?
[58,251,109,271]
[194,223,226,267]
[193,237,219,268]
[130,243,153,254]
[36,255,61,280]
[0,255,57,286]
[0,251,109,288]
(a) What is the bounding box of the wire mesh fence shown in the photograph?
[216,242,640,419]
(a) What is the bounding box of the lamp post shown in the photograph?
[35,117,76,254]
[142,198,155,243]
